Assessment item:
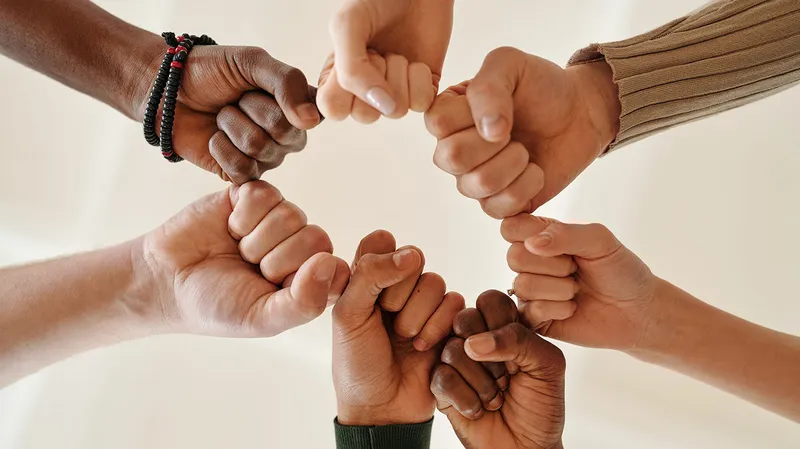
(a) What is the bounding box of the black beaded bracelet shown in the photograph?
[142,32,217,163]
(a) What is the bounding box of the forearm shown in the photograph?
[0,0,163,120]
[0,239,160,387]
[631,279,800,422]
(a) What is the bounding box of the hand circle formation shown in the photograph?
[3,0,799,448]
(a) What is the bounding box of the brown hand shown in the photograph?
[135,44,321,183]
[432,291,566,449]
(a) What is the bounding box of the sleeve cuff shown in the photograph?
[568,0,800,152]
[334,417,433,449]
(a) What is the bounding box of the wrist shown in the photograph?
[566,60,621,154]
[122,237,175,335]
[625,278,701,363]
[123,34,168,122]
[337,404,433,427]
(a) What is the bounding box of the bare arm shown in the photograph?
[0,240,158,387]
[631,279,800,422]
[0,0,162,120]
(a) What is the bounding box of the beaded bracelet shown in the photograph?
[142,32,217,162]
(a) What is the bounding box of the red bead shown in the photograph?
[176,36,184,42]
[171,61,184,69]
[167,47,177,55]
[175,46,187,53]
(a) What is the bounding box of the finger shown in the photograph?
[352,229,397,270]
[334,247,422,327]
[464,323,567,378]
[252,253,346,336]
[394,272,447,340]
[385,54,410,119]
[351,53,386,124]
[476,289,520,375]
[227,181,283,239]
[457,141,528,199]
[259,225,333,284]
[209,131,262,185]
[441,339,503,411]
[525,222,623,260]
[217,106,291,169]
[431,364,484,420]
[317,66,355,121]
[408,62,435,112]
[479,163,545,219]
[238,200,307,264]
[239,91,307,147]
[466,46,525,143]
[452,308,509,390]
[500,214,562,243]
[414,292,466,352]
[519,300,578,331]
[378,246,426,312]
[424,84,474,139]
[236,48,321,129]
[329,6,397,115]
[506,242,577,277]
[433,127,507,176]
[513,273,578,302]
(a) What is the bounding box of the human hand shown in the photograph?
[501,214,658,350]
[140,180,350,337]
[332,230,465,425]
[133,44,321,184]
[318,51,436,122]
[432,290,566,449]
[320,0,454,119]
[425,47,621,217]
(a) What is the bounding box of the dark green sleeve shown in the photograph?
[334,417,433,449]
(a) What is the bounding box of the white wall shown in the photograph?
[1,0,798,447]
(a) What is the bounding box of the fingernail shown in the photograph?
[365,87,396,115]
[466,333,496,357]
[314,256,338,282]
[531,232,553,248]
[297,103,320,124]
[413,337,429,352]
[393,249,417,269]
[487,393,504,411]
[480,115,507,142]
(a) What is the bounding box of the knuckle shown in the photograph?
[354,253,382,277]
[488,46,522,61]
[424,111,452,139]
[301,224,333,253]
[274,201,308,231]
[441,338,466,365]
[237,240,261,265]
[240,46,271,68]
[434,139,468,174]
[476,289,512,312]
[506,243,526,271]
[471,172,499,198]
[239,181,282,207]
[431,364,460,393]
[461,402,484,420]
[479,199,505,220]
[418,272,446,293]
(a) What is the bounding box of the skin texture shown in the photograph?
[0,181,350,387]
[333,231,465,426]
[432,291,566,449]
[503,214,800,422]
[0,0,321,183]
[425,47,622,218]
[320,0,454,119]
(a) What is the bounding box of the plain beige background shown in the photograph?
[1,0,799,447]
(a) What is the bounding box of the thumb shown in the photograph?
[466,47,526,143]
[234,47,321,130]
[334,247,422,327]
[329,3,398,116]
[524,222,622,261]
[464,323,566,376]
[257,254,349,336]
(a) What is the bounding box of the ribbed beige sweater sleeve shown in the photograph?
[568,0,800,151]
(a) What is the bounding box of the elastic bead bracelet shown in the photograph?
[142,32,217,162]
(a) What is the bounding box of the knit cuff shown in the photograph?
[334,417,433,449]
[568,0,800,152]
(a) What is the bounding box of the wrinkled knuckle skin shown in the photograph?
[238,181,281,208]
[434,139,469,175]
[274,202,308,233]
[301,225,333,254]
[425,111,452,139]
